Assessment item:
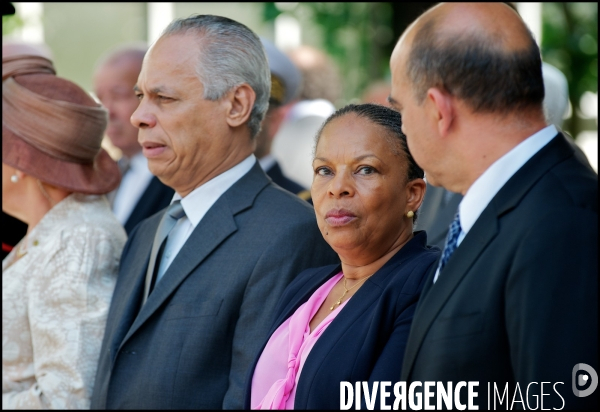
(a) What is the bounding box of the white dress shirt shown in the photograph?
[155,155,256,283]
[112,152,155,225]
[433,124,558,283]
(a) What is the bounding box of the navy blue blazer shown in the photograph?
[244,231,440,409]
[401,133,598,410]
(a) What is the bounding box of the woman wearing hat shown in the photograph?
[2,55,127,409]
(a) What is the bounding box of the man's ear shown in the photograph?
[225,83,256,128]
[426,87,455,138]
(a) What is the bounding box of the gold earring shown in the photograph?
[406,210,414,218]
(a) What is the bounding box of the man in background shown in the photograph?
[390,3,597,409]
[93,44,174,234]
[256,38,309,200]
[271,45,341,189]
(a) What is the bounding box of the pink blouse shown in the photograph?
[251,272,348,409]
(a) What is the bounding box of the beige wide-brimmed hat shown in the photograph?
[2,54,120,194]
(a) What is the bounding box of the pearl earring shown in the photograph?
[406,210,414,218]
[11,174,19,183]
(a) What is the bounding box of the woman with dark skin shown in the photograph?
[246,104,440,409]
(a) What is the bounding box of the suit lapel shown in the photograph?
[293,243,421,408]
[122,206,238,344]
[108,216,161,362]
[109,266,147,363]
[272,266,341,334]
[401,206,499,380]
[118,161,270,349]
[244,264,341,408]
[401,133,574,380]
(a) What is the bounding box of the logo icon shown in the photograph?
[572,363,598,397]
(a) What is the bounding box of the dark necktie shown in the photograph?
[141,200,186,306]
[437,212,462,275]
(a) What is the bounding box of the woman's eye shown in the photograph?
[357,166,375,175]
[135,93,143,100]
[315,167,331,176]
[158,95,172,101]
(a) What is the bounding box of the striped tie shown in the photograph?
[437,212,462,274]
[141,200,186,306]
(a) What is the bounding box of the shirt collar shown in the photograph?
[172,154,256,228]
[459,124,558,235]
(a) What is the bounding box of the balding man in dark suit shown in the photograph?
[390,3,597,409]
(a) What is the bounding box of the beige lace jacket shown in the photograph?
[2,194,127,409]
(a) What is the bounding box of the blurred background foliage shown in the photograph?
[263,2,436,105]
[2,12,23,36]
[263,2,597,138]
[541,2,597,136]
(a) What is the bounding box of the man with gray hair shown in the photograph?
[91,15,337,409]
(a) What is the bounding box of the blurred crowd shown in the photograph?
[2,3,597,410]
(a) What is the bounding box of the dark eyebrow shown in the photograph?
[355,154,382,162]
[313,154,382,164]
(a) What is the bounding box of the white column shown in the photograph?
[12,2,44,43]
[275,14,301,51]
[516,3,542,45]
[147,2,174,45]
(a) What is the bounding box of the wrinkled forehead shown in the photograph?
[144,34,199,71]
[138,35,200,85]
[317,113,395,150]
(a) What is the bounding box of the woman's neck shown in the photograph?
[339,231,414,280]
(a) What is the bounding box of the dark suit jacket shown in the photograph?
[415,184,462,249]
[91,162,339,410]
[401,133,598,410]
[266,162,311,202]
[245,231,440,409]
[123,176,175,234]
